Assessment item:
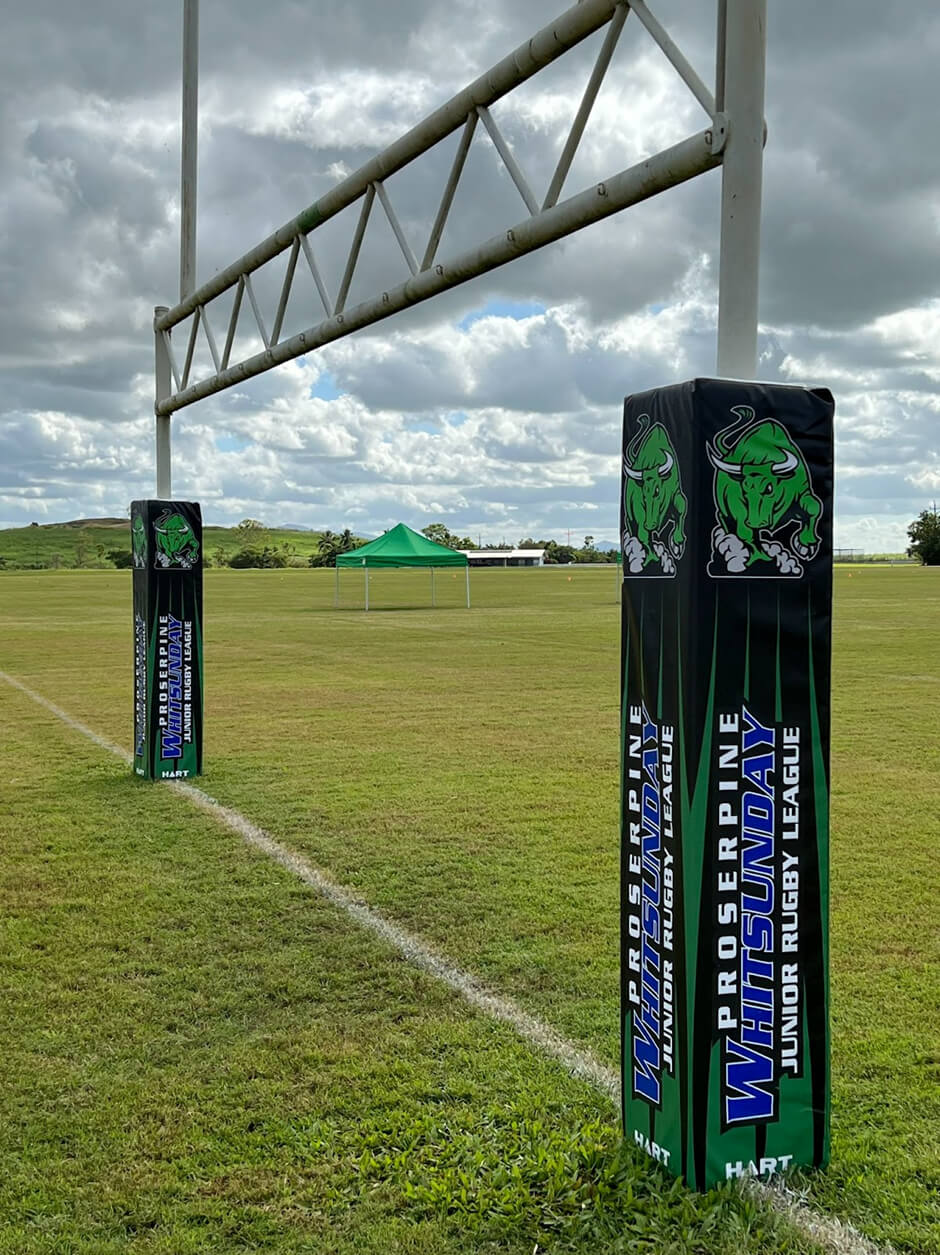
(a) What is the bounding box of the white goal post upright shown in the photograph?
[155,305,173,499]
[152,0,768,496]
[716,0,766,379]
[180,0,198,307]
[154,0,199,499]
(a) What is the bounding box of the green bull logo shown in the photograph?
[708,406,823,577]
[153,510,200,570]
[132,514,147,569]
[132,500,204,780]
[622,414,687,576]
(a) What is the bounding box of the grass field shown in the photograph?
[0,565,937,1253]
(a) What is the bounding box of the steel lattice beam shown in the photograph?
[158,0,628,336]
[160,131,720,415]
[153,0,757,444]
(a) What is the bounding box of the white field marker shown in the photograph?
[0,668,893,1255]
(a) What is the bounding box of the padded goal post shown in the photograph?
[131,500,204,780]
[620,378,834,1189]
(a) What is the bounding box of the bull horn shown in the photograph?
[626,413,651,464]
[707,443,743,477]
[773,449,798,474]
[658,450,673,477]
[715,404,756,456]
[623,457,642,481]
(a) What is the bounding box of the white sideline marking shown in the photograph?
[751,1183,896,1255]
[175,783,623,1100]
[0,668,617,1099]
[0,668,892,1255]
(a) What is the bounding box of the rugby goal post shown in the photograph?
[138,2,839,1203]
[152,0,766,495]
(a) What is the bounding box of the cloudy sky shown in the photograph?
[2,0,939,550]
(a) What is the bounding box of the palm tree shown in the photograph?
[317,529,339,566]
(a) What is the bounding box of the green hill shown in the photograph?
[0,520,331,570]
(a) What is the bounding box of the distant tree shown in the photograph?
[584,535,595,550]
[422,523,475,550]
[422,523,456,548]
[229,548,260,569]
[234,518,270,552]
[0,556,6,570]
[309,528,359,567]
[311,529,339,567]
[107,549,134,569]
[74,530,91,568]
[907,506,940,565]
[229,546,288,569]
[260,547,289,569]
[212,546,227,568]
[518,537,551,549]
[544,541,576,565]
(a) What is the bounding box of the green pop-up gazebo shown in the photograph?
[335,523,470,610]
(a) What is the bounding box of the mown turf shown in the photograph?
[0,565,937,1252]
[0,683,820,1254]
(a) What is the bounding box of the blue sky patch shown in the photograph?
[459,299,546,331]
[215,433,251,453]
[310,371,343,400]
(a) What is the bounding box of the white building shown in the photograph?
[459,548,545,567]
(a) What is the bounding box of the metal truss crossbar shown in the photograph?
[154,0,731,419]
[161,132,719,413]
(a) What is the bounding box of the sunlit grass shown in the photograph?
[0,564,936,1252]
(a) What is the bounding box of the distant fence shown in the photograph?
[834,549,916,564]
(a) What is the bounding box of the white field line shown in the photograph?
[0,668,892,1255]
[0,669,617,1099]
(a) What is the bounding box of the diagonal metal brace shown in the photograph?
[157,130,719,415]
